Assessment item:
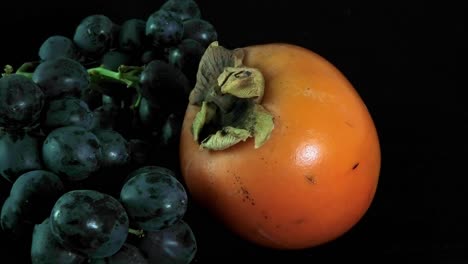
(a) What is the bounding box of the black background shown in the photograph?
[0,1,466,263]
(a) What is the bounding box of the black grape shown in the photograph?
[32,57,90,100]
[146,10,184,47]
[42,97,95,131]
[0,131,43,183]
[139,60,191,114]
[90,243,148,264]
[168,38,205,86]
[140,49,165,65]
[0,197,33,240]
[128,139,151,167]
[80,84,103,110]
[73,15,115,57]
[38,35,80,61]
[31,218,87,264]
[7,170,64,223]
[119,19,146,53]
[120,166,187,231]
[149,113,183,170]
[90,104,119,130]
[160,0,201,21]
[124,165,164,183]
[138,220,197,264]
[92,129,130,168]
[138,97,163,129]
[101,51,134,71]
[42,126,102,181]
[50,190,129,258]
[182,18,217,47]
[0,74,45,130]
[158,113,182,148]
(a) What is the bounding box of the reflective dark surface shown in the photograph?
[0,1,465,263]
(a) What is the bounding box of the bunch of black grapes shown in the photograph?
[0,0,217,263]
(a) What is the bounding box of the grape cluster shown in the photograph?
[1,0,216,263]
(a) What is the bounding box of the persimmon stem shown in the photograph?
[189,42,274,151]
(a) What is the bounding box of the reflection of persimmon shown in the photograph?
[180,42,381,249]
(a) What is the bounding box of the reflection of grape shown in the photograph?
[120,166,187,231]
[138,220,197,264]
[31,218,87,264]
[50,190,129,258]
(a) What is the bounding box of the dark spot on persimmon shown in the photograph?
[352,163,359,170]
[294,218,306,225]
[345,121,354,127]
[305,175,316,184]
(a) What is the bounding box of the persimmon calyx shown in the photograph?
[189,41,274,151]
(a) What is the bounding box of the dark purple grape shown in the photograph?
[160,0,201,21]
[139,60,191,114]
[140,49,166,65]
[92,129,130,168]
[120,166,187,231]
[101,51,134,71]
[159,113,182,148]
[38,35,80,61]
[0,197,33,240]
[73,15,115,57]
[90,243,148,264]
[138,220,197,264]
[124,165,167,183]
[50,190,129,258]
[168,38,205,86]
[80,84,103,111]
[32,57,90,100]
[42,97,94,131]
[90,104,119,130]
[42,126,102,181]
[0,131,43,183]
[182,18,217,47]
[146,10,184,47]
[7,170,64,223]
[31,218,87,264]
[128,139,151,167]
[149,113,183,170]
[119,19,146,53]
[138,97,163,129]
[0,74,45,130]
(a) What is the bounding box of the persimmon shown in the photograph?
[179,42,381,249]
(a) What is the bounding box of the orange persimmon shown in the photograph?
[179,42,381,249]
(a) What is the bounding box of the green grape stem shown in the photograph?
[88,65,144,109]
[3,62,145,109]
[128,228,145,238]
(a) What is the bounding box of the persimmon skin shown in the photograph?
[179,43,381,249]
